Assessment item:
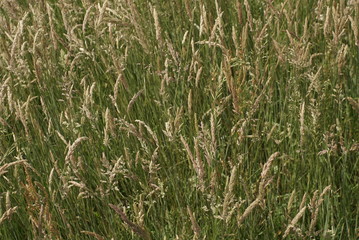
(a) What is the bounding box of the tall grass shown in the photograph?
[0,0,358,239]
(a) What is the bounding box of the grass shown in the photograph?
[0,0,358,239]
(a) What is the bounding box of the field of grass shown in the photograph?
[0,0,358,239]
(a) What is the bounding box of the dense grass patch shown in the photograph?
[0,0,358,239]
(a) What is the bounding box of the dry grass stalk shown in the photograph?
[222,165,238,222]
[97,0,108,28]
[302,17,309,41]
[118,119,148,144]
[199,4,208,36]
[300,101,305,149]
[65,137,88,164]
[241,22,248,55]
[0,206,18,224]
[48,168,55,193]
[135,120,159,146]
[109,204,152,240]
[180,135,194,163]
[238,152,280,226]
[0,77,10,109]
[104,108,110,146]
[164,57,170,85]
[117,70,130,92]
[68,180,87,191]
[188,89,193,115]
[283,206,307,238]
[10,12,27,67]
[187,206,201,239]
[208,13,220,44]
[236,0,243,26]
[299,193,307,210]
[232,26,240,58]
[152,7,163,46]
[166,39,179,65]
[14,100,29,138]
[6,82,14,113]
[0,160,27,176]
[223,57,239,112]
[37,203,44,235]
[238,198,261,226]
[347,97,359,113]
[231,119,247,143]
[127,89,144,113]
[39,96,52,132]
[21,168,59,238]
[0,116,10,128]
[58,5,70,40]
[195,67,202,88]
[110,74,120,111]
[184,0,193,22]
[196,40,225,51]
[349,15,359,46]
[133,195,145,227]
[210,113,216,158]
[306,67,322,96]
[81,231,105,240]
[126,0,149,53]
[323,7,331,36]
[215,0,225,41]
[287,190,296,215]
[309,185,331,234]
[55,130,68,146]
[194,137,205,192]
[227,201,241,224]
[182,30,189,45]
[6,191,11,210]
[272,39,285,63]
[258,152,280,197]
[46,3,57,50]
[244,0,253,31]
[336,44,348,75]
[210,169,218,195]
[198,11,205,37]
[181,135,205,191]
[266,124,278,142]
[82,5,94,34]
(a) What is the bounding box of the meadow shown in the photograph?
[0,0,358,239]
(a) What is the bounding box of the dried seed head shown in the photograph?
[300,101,305,148]
[244,0,253,31]
[222,165,238,221]
[349,15,359,46]
[187,206,201,238]
[184,0,193,22]
[152,7,163,46]
[287,190,296,214]
[180,135,194,163]
[0,206,18,224]
[95,0,108,28]
[81,231,105,240]
[6,191,11,210]
[323,7,331,35]
[283,206,307,238]
[188,89,193,116]
[65,137,88,163]
[194,137,205,192]
[82,5,94,34]
[299,192,307,210]
[127,89,144,113]
[109,204,152,240]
